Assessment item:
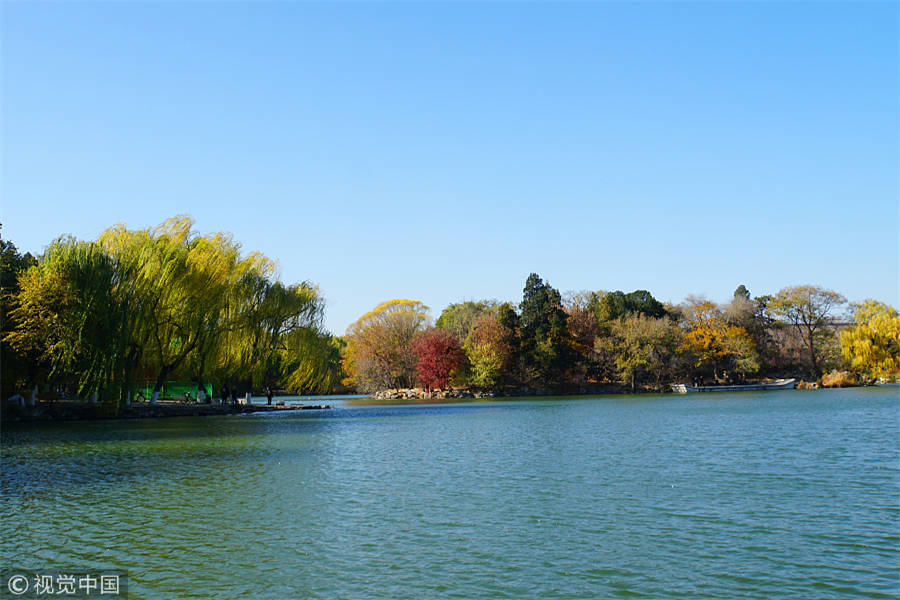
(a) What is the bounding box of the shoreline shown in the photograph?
[1,401,332,423]
[4,375,886,423]
[371,375,884,401]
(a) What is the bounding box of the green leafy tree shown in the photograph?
[6,216,337,404]
[99,218,230,402]
[218,273,324,393]
[517,273,573,386]
[595,289,667,323]
[6,238,131,402]
[435,300,500,342]
[0,231,38,396]
[609,315,684,391]
[280,330,345,394]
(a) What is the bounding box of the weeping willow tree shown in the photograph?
[6,216,340,404]
[278,328,344,395]
[840,300,900,378]
[97,217,229,402]
[216,271,327,392]
[6,238,134,403]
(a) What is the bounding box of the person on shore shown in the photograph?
[265,386,273,405]
[230,387,237,405]
[220,386,228,405]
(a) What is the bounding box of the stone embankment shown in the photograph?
[2,401,331,422]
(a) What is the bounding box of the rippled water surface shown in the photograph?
[2,388,899,599]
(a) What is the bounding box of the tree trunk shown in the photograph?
[152,366,173,404]
[799,323,820,377]
[807,333,819,376]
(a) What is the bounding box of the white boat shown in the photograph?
[670,378,796,394]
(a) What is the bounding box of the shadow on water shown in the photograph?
[4,389,896,496]
[0,402,535,495]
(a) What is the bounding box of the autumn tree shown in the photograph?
[564,292,601,353]
[678,300,760,381]
[412,328,465,390]
[609,315,684,391]
[769,285,846,376]
[840,300,900,378]
[343,299,430,392]
[723,285,776,371]
[464,313,513,388]
[564,291,606,383]
[435,300,500,342]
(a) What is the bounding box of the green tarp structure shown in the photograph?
[135,381,213,401]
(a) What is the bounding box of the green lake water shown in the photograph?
[2,388,898,599]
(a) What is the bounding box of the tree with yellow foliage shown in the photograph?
[679,301,759,381]
[840,300,900,378]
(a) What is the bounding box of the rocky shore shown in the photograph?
[371,384,629,400]
[371,371,882,400]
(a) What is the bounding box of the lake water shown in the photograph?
[2,388,898,599]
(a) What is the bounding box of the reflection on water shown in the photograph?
[2,388,898,599]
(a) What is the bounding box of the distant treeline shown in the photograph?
[342,275,899,393]
[2,220,898,403]
[1,217,342,404]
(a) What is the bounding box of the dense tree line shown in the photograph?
[343,274,898,393]
[1,217,342,405]
[4,221,896,402]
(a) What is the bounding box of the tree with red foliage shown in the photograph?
[413,328,465,390]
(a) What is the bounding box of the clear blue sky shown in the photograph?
[2,1,897,334]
